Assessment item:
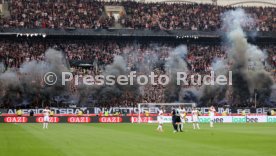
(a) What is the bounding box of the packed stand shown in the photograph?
[119,2,275,31]
[0,0,275,31]
[0,39,276,108]
[1,0,114,29]
[0,39,275,75]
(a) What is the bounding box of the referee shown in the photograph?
[171,109,179,133]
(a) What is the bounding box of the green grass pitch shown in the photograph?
[0,123,275,156]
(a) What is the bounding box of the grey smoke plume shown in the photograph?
[77,43,167,106]
[0,48,69,107]
[122,42,170,74]
[164,45,190,102]
[179,87,202,104]
[0,71,22,107]
[120,42,171,99]
[91,55,140,105]
[200,57,228,105]
[221,8,273,104]
[165,45,188,73]
[269,84,276,105]
[212,58,227,75]
[0,62,5,73]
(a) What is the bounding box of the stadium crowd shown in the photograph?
[0,39,275,73]
[0,39,275,108]
[0,0,274,31]
[0,0,275,108]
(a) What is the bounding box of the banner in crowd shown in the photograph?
[0,107,273,115]
[0,116,275,123]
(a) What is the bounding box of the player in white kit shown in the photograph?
[191,107,200,129]
[43,106,51,129]
[209,106,216,128]
[178,106,186,131]
[157,108,164,132]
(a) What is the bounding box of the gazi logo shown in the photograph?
[4,117,28,123]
